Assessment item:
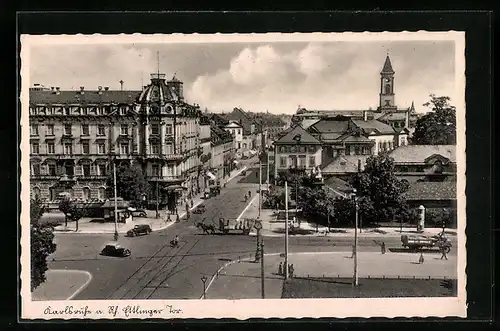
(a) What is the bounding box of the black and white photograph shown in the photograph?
[20,32,466,319]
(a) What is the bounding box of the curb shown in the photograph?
[32,269,93,301]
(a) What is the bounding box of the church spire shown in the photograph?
[381,55,395,74]
[410,101,415,112]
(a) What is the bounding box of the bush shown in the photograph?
[425,208,457,228]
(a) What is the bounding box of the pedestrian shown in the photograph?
[440,246,448,260]
[290,264,295,278]
[288,264,292,277]
[278,262,283,276]
[351,245,355,258]
[248,190,251,198]
[381,242,386,254]
[419,251,425,264]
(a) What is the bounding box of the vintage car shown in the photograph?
[192,204,206,214]
[240,170,247,176]
[127,207,147,217]
[126,224,152,237]
[100,243,131,257]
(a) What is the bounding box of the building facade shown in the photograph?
[29,73,202,208]
[273,125,323,178]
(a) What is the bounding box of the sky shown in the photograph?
[29,40,457,114]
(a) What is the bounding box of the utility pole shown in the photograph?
[260,237,265,299]
[353,189,359,287]
[258,160,262,217]
[156,178,160,219]
[284,181,289,279]
[266,147,270,188]
[113,162,119,241]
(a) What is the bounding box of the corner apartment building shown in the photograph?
[29,73,202,207]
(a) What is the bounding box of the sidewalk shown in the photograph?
[206,251,457,299]
[239,194,457,238]
[31,269,92,301]
[53,165,248,235]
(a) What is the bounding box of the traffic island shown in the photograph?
[31,269,92,301]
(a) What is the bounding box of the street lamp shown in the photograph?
[351,188,359,287]
[253,220,265,299]
[201,275,208,299]
[113,162,119,241]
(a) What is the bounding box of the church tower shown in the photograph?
[378,55,397,111]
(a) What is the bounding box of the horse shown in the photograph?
[196,222,216,235]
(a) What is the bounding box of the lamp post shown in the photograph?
[258,159,262,217]
[352,188,359,287]
[201,275,207,299]
[254,220,265,299]
[284,181,289,280]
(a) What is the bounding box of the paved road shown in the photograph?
[47,163,457,300]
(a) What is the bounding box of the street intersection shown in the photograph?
[45,161,457,301]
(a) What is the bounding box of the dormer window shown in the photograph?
[120,124,128,135]
[120,107,127,116]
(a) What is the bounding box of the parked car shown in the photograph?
[126,224,152,237]
[128,207,147,217]
[100,243,131,257]
[193,204,206,214]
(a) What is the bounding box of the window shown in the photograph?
[31,142,39,154]
[30,124,38,136]
[48,163,56,176]
[97,124,105,136]
[81,124,89,135]
[82,163,91,177]
[120,143,129,155]
[64,124,72,135]
[97,142,105,154]
[165,124,173,135]
[120,107,127,115]
[152,144,160,154]
[46,124,54,135]
[64,163,74,176]
[82,107,88,115]
[47,141,55,154]
[120,124,128,135]
[299,155,306,167]
[309,156,316,167]
[152,164,160,177]
[82,141,90,154]
[354,146,360,155]
[64,107,70,115]
[98,187,106,200]
[280,157,287,167]
[290,146,297,153]
[238,142,241,149]
[299,146,306,153]
[243,143,247,149]
[31,163,41,176]
[151,123,160,135]
[308,146,316,153]
[385,83,391,94]
[47,107,54,115]
[98,164,107,176]
[97,107,104,115]
[82,187,91,201]
[64,143,72,155]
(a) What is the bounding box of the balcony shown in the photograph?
[148,174,185,183]
[144,153,184,161]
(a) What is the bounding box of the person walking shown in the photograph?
[440,245,448,260]
[278,262,283,276]
[290,264,295,278]
[381,242,386,254]
[419,251,425,264]
[351,245,355,258]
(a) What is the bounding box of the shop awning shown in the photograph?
[205,171,217,180]
[164,185,188,192]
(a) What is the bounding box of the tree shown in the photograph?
[412,94,456,145]
[349,154,409,225]
[58,199,88,231]
[31,199,56,291]
[107,163,150,206]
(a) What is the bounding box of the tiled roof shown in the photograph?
[388,145,456,164]
[338,134,374,143]
[381,55,395,73]
[222,108,263,135]
[301,119,320,129]
[404,181,457,201]
[351,119,396,135]
[322,155,370,174]
[309,118,350,133]
[29,90,142,105]
[324,176,352,192]
[274,125,321,145]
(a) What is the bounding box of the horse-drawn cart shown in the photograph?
[401,234,452,252]
[218,218,255,235]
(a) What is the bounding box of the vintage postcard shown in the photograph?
[20,31,466,319]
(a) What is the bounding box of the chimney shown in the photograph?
[405,110,410,128]
[358,159,362,173]
[80,86,84,94]
[55,87,60,95]
[119,80,124,91]
[50,86,54,91]
[104,86,109,91]
[98,86,103,94]
[363,110,368,121]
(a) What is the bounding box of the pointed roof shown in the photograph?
[274,125,321,145]
[409,101,415,112]
[381,55,395,74]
